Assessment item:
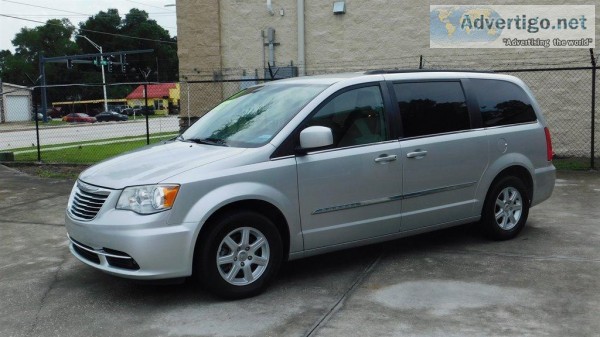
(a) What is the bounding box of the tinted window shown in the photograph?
[308,86,387,148]
[394,82,470,137]
[471,79,537,127]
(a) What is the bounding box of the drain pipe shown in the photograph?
[297,0,305,76]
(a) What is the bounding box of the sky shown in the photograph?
[0,0,177,52]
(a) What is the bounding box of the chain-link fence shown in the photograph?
[1,56,599,169]
[0,82,179,164]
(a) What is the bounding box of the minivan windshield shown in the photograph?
[180,83,328,148]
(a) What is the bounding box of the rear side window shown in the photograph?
[471,79,537,127]
[394,81,470,138]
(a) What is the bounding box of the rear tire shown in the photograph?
[197,211,282,299]
[481,176,530,240]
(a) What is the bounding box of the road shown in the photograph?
[0,116,180,150]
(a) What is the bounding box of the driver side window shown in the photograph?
[308,86,387,148]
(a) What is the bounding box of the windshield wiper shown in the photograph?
[185,137,229,147]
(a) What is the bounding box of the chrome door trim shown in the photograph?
[402,181,477,199]
[312,181,477,215]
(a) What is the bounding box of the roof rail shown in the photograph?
[364,69,494,74]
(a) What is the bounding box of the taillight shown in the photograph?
[544,127,554,161]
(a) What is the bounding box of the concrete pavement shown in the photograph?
[0,165,599,337]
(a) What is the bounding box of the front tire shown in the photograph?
[197,211,282,299]
[481,176,530,240]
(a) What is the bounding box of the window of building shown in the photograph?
[394,81,470,137]
[308,86,387,148]
[470,79,537,127]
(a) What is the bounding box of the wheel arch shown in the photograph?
[487,165,534,204]
[192,199,291,276]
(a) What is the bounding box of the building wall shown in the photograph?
[177,0,224,124]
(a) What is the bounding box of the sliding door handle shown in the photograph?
[406,150,428,159]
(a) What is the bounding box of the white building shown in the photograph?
[0,82,33,123]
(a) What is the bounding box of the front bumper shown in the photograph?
[65,210,197,280]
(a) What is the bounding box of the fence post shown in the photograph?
[186,82,191,128]
[144,83,150,145]
[419,55,423,69]
[34,97,41,162]
[590,49,596,170]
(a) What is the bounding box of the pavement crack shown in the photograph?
[25,251,69,337]
[303,249,384,337]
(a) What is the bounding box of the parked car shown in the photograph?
[95,111,129,122]
[132,105,155,116]
[63,113,96,123]
[120,107,134,116]
[65,71,555,299]
[108,105,129,114]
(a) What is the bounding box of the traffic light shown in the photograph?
[108,61,113,72]
[66,59,73,69]
[120,54,127,73]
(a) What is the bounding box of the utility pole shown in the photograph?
[77,35,108,112]
[140,67,152,145]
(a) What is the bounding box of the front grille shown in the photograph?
[70,183,110,220]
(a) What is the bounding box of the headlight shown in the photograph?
[117,184,180,214]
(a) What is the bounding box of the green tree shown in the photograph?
[0,19,80,86]
[118,9,178,82]
[0,9,178,103]
[77,8,178,98]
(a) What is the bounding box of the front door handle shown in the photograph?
[406,150,428,159]
[374,154,397,163]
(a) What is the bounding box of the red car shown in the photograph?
[62,113,97,123]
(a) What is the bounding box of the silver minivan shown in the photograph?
[65,71,555,298]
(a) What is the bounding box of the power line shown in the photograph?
[0,14,177,44]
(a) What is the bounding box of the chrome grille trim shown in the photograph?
[69,181,111,221]
[68,235,134,260]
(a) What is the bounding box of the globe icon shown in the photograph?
[430,6,503,44]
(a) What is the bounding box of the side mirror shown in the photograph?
[298,126,333,153]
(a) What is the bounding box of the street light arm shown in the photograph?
[75,34,108,112]
[76,35,102,53]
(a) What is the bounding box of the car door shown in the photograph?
[392,80,489,232]
[296,84,403,250]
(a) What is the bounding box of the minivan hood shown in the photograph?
[79,141,247,189]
